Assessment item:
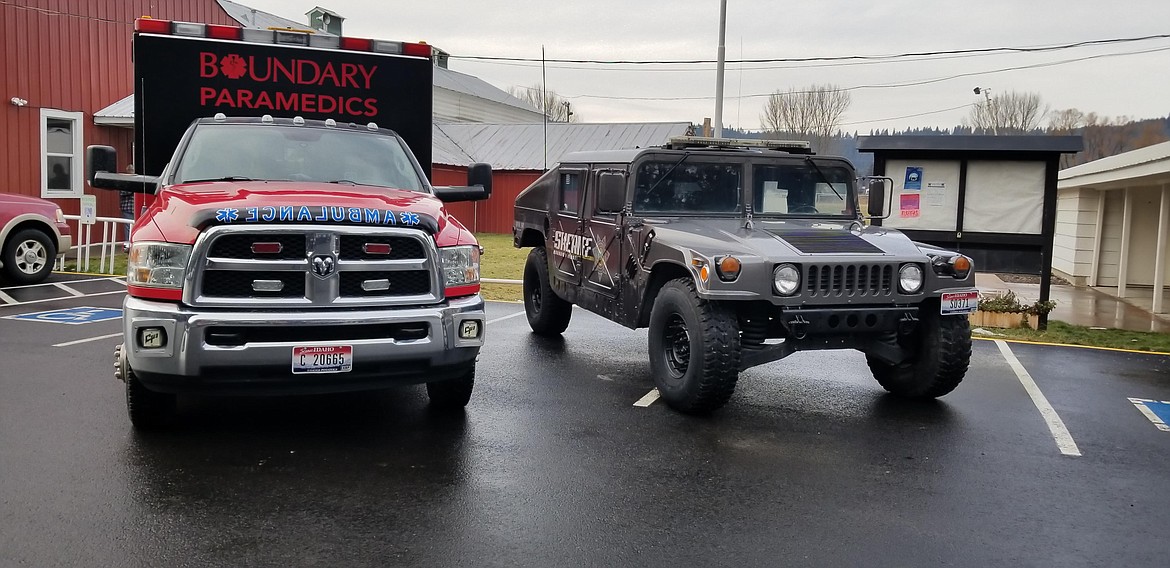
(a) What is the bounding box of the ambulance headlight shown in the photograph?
[127,242,192,289]
[440,245,480,287]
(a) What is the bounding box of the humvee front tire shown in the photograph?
[647,278,741,414]
[523,247,572,336]
[866,310,971,399]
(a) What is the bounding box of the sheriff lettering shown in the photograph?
[552,230,594,259]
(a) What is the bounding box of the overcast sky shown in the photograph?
[240,0,1170,132]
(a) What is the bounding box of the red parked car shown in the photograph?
[0,194,72,285]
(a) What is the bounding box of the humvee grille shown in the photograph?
[805,264,894,297]
[774,231,883,255]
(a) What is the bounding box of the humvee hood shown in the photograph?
[148,181,447,243]
[649,217,925,258]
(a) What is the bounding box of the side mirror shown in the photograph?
[86,145,159,194]
[435,162,493,203]
[468,162,492,199]
[86,145,117,184]
[864,177,892,219]
[596,172,626,213]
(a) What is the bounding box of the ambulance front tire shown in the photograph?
[426,364,475,410]
[118,344,176,430]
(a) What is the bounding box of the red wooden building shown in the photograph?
[1,0,239,218]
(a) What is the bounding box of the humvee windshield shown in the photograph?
[634,161,743,214]
[173,124,425,191]
[753,163,855,217]
[632,158,855,217]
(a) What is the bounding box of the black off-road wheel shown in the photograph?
[1,228,56,285]
[523,247,572,336]
[866,310,972,399]
[647,278,741,414]
[426,365,475,410]
[118,344,176,430]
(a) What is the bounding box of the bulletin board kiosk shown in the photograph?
[858,135,1081,323]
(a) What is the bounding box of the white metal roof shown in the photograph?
[217,0,326,34]
[431,122,693,169]
[433,67,541,115]
[93,94,134,125]
[1058,141,1170,190]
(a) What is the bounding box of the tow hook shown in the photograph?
[787,315,810,340]
[898,312,919,335]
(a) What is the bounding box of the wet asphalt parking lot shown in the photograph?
[2,274,1170,567]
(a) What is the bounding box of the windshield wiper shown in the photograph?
[182,176,254,183]
[645,152,691,198]
[328,179,372,186]
[804,157,844,201]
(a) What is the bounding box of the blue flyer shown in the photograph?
[904,166,923,190]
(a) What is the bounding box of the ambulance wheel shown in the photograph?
[524,247,572,336]
[427,365,475,410]
[119,344,176,430]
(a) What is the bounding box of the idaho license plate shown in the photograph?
[941,291,979,316]
[292,345,353,374]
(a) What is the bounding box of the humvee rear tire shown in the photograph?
[426,364,475,410]
[866,310,971,399]
[524,247,572,336]
[647,278,741,414]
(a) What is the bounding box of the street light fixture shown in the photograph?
[973,86,997,135]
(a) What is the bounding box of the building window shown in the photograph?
[41,109,84,198]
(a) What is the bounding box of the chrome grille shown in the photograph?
[187,225,442,308]
[805,264,894,298]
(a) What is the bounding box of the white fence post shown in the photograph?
[59,215,131,276]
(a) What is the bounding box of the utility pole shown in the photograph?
[713,0,727,138]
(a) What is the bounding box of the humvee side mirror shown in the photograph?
[597,172,626,213]
[864,176,893,219]
[86,145,159,194]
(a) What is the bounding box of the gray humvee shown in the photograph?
[512,136,978,414]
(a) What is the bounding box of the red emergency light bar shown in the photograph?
[133,17,432,59]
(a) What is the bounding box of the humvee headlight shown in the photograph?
[899,263,924,294]
[716,256,741,282]
[773,264,800,296]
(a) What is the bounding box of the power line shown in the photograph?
[518,46,1170,102]
[450,33,1170,65]
[838,103,976,127]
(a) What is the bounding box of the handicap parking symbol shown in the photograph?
[1128,398,1170,432]
[5,306,123,325]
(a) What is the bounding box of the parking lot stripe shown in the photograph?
[0,289,124,308]
[487,310,528,325]
[53,332,123,348]
[1127,398,1170,432]
[0,290,15,305]
[5,276,122,290]
[52,283,85,297]
[633,388,660,407]
[995,340,1082,457]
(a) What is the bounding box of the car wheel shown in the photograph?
[866,310,971,398]
[426,364,475,410]
[523,247,572,336]
[647,277,740,414]
[118,344,176,430]
[2,229,56,285]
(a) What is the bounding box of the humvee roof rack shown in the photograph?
[665,136,813,153]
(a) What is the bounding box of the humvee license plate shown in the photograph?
[292,345,353,374]
[941,291,979,316]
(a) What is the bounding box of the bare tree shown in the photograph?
[507,84,578,122]
[759,84,851,152]
[965,90,1048,134]
[1046,108,1170,168]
